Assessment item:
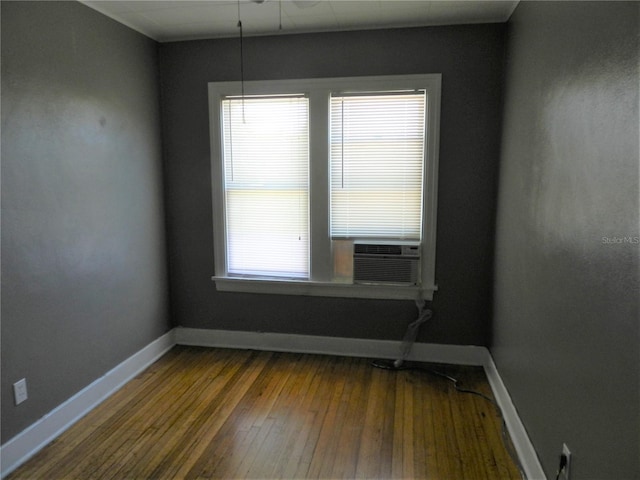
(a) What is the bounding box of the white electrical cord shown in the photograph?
[393,299,433,368]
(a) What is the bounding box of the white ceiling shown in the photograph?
[81,0,519,42]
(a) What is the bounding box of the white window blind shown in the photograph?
[330,91,426,240]
[222,95,309,278]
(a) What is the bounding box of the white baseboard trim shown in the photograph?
[0,330,176,479]
[483,355,547,480]
[174,327,489,365]
[176,327,546,480]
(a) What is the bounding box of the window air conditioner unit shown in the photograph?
[353,240,420,285]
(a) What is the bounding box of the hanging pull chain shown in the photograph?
[237,0,246,122]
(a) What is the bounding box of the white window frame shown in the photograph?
[209,74,441,300]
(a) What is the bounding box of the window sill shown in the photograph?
[212,276,436,301]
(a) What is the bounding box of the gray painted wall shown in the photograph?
[1,1,170,442]
[493,2,639,478]
[159,24,505,346]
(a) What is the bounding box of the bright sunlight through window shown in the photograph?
[222,95,309,278]
[209,75,441,300]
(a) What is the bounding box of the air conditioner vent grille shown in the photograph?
[354,244,402,255]
[354,257,418,285]
[353,241,420,285]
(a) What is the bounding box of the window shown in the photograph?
[221,95,309,278]
[330,92,425,240]
[209,75,441,300]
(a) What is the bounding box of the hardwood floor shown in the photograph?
[8,346,522,479]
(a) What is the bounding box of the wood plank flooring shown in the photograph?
[8,346,522,479]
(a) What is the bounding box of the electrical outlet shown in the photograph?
[559,443,571,480]
[13,378,28,405]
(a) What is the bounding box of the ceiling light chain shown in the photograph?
[237,0,246,122]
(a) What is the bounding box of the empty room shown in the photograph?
[1,1,638,479]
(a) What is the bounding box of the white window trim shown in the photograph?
[209,74,441,301]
